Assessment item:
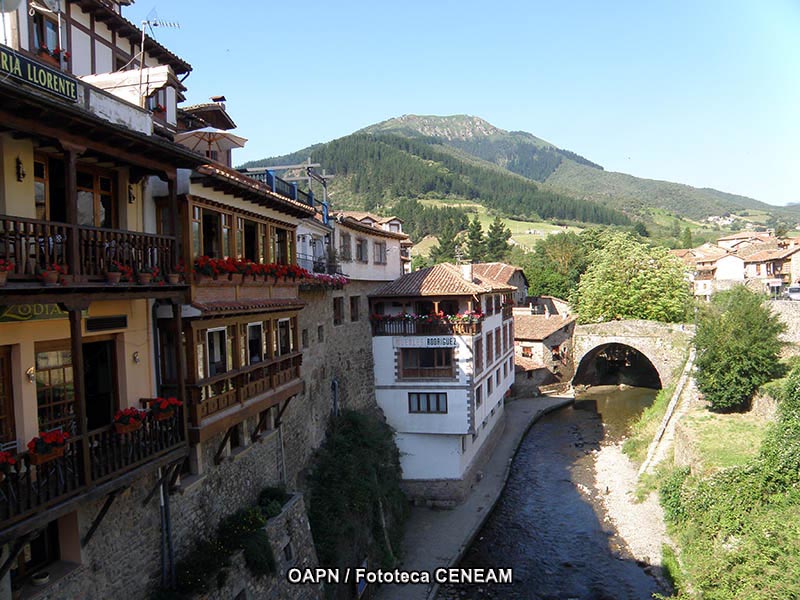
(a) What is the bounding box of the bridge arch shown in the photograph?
[572,320,693,389]
[573,342,661,389]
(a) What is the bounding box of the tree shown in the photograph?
[429,221,461,263]
[694,286,785,412]
[680,226,693,249]
[670,219,681,238]
[633,222,650,237]
[465,216,486,263]
[484,216,511,262]
[524,232,588,299]
[572,232,690,323]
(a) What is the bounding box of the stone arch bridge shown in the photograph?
[573,320,694,389]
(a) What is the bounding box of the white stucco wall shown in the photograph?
[715,255,744,280]
[396,433,461,480]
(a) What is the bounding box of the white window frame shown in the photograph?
[207,327,228,377]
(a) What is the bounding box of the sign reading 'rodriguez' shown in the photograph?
[0,43,78,101]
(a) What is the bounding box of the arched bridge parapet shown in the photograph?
[573,320,694,389]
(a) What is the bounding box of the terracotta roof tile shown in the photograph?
[514,314,576,341]
[514,355,546,372]
[369,263,515,297]
[472,263,525,286]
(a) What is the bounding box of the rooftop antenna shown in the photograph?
[137,10,181,106]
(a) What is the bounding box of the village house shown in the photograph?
[512,311,576,396]
[368,263,515,505]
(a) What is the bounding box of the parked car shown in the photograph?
[786,286,800,301]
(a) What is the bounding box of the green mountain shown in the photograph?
[241,114,798,233]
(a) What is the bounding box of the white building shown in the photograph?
[333,212,408,282]
[369,263,515,505]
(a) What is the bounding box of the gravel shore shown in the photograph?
[593,441,668,567]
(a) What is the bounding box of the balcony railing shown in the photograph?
[0,214,175,282]
[0,409,185,531]
[296,253,342,275]
[187,353,303,425]
[371,319,482,336]
[239,170,314,207]
[502,305,513,319]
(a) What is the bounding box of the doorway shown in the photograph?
[83,340,117,431]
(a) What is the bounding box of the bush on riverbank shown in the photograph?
[659,366,800,599]
[622,384,674,464]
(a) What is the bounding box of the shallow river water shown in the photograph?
[438,386,667,600]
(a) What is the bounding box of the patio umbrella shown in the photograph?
[174,127,248,155]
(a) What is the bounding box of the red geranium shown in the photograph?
[114,407,146,426]
[149,397,182,416]
[27,430,69,455]
[0,259,13,273]
[0,451,16,466]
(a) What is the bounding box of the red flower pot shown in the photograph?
[153,410,174,422]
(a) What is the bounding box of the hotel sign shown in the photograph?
[0,43,78,102]
[393,336,457,348]
[0,304,86,323]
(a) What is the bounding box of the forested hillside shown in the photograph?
[243,133,630,227]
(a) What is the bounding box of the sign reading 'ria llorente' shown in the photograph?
[0,43,78,102]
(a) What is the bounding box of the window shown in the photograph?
[77,170,115,228]
[277,319,293,355]
[333,297,344,326]
[401,348,454,379]
[495,327,501,357]
[389,223,400,232]
[11,519,60,586]
[350,296,360,322]
[35,346,75,433]
[522,346,533,358]
[476,384,482,407]
[408,392,447,414]
[207,328,230,377]
[273,226,291,265]
[485,295,494,316]
[237,217,259,261]
[503,362,508,378]
[339,232,352,261]
[32,11,59,54]
[247,323,264,364]
[486,332,494,364]
[34,158,48,220]
[317,325,324,342]
[302,329,309,349]
[487,377,493,395]
[146,88,168,120]
[496,369,501,386]
[495,296,502,313]
[356,239,369,262]
[373,241,387,264]
[474,338,483,373]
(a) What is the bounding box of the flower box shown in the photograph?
[114,421,143,434]
[137,273,153,285]
[105,271,122,284]
[29,445,64,465]
[167,273,181,285]
[153,410,175,422]
[41,271,59,286]
[195,274,225,286]
[228,273,243,285]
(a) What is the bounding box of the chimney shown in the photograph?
[210,95,227,110]
[461,263,473,282]
[544,306,550,319]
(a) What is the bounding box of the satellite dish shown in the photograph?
[0,0,24,12]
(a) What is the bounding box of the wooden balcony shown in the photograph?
[371,319,482,337]
[0,408,186,543]
[502,305,513,320]
[0,214,183,302]
[186,352,303,443]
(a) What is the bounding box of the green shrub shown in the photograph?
[263,500,283,518]
[217,507,267,552]
[259,485,290,509]
[242,530,277,577]
[175,538,230,593]
[659,466,690,524]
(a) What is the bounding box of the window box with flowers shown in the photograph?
[0,259,13,286]
[113,408,146,434]
[0,451,16,482]
[135,265,161,285]
[27,431,69,465]
[149,397,182,421]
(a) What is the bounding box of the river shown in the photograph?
[438,386,667,600]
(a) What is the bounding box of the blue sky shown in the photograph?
[126,1,800,206]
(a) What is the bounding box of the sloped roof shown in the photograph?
[743,246,800,263]
[369,263,515,297]
[514,355,546,372]
[192,163,316,218]
[717,231,774,242]
[514,314,576,341]
[190,299,305,316]
[472,263,527,287]
[181,103,237,131]
[334,214,409,240]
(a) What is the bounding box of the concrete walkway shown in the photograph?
[376,394,573,600]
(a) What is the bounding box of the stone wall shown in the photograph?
[282,281,385,488]
[769,300,800,346]
[574,320,694,388]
